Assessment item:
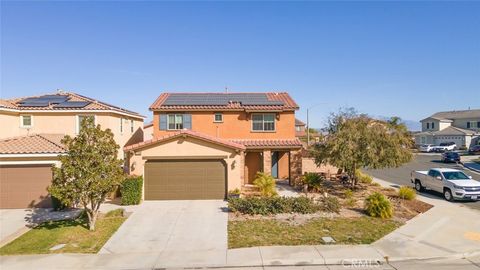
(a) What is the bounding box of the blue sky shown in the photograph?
[1,1,479,129]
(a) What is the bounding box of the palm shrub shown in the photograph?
[302,172,324,192]
[355,170,373,184]
[398,186,416,200]
[253,172,277,197]
[364,192,393,219]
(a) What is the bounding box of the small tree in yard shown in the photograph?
[49,117,124,231]
[312,110,412,188]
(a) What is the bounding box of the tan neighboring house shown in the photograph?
[415,109,480,148]
[143,121,154,141]
[0,91,144,209]
[124,92,303,201]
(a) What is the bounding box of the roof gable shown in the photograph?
[1,91,144,119]
[124,130,246,152]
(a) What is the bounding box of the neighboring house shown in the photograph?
[0,90,144,209]
[143,121,154,141]
[415,109,480,148]
[125,92,303,200]
[295,118,306,137]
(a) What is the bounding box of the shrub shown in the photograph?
[398,186,416,200]
[364,192,393,219]
[356,170,373,184]
[321,196,341,213]
[302,173,324,192]
[228,196,320,215]
[253,172,277,197]
[344,189,353,199]
[51,196,68,211]
[104,208,125,218]
[121,175,143,205]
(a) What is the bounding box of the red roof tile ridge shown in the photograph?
[37,134,67,151]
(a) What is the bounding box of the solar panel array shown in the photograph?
[53,101,91,108]
[163,93,284,106]
[17,95,91,108]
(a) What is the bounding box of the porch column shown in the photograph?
[239,151,246,186]
[289,149,303,186]
[263,150,272,175]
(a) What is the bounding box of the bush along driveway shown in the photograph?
[228,172,432,249]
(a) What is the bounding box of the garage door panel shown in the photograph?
[145,160,226,200]
[0,164,53,209]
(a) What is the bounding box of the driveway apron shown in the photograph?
[99,200,228,254]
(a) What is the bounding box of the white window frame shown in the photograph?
[251,113,276,132]
[167,114,184,130]
[76,115,96,134]
[20,115,33,128]
[120,118,124,133]
[214,113,223,123]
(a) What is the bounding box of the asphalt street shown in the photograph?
[366,153,480,211]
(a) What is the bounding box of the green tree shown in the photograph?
[312,113,412,188]
[49,117,124,230]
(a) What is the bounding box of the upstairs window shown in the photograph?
[131,120,134,133]
[20,115,33,128]
[431,122,435,129]
[252,113,275,131]
[77,115,95,133]
[426,122,430,129]
[120,118,124,133]
[168,114,184,130]
[214,113,223,123]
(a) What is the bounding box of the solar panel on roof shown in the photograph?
[18,102,51,107]
[19,95,69,105]
[163,93,284,106]
[53,101,91,108]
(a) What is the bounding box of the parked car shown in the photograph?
[411,168,480,201]
[419,144,435,152]
[433,142,457,152]
[469,145,480,155]
[441,152,461,163]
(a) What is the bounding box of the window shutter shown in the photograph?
[183,114,192,129]
[159,114,167,130]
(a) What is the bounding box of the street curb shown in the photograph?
[460,162,480,173]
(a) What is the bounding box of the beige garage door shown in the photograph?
[145,160,226,200]
[0,164,53,209]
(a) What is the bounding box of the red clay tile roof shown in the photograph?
[229,138,303,149]
[124,129,246,151]
[1,91,144,119]
[0,134,67,155]
[295,118,306,126]
[149,92,299,111]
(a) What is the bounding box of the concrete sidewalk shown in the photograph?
[2,177,480,269]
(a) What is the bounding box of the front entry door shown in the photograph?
[271,151,279,179]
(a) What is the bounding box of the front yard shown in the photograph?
[229,217,399,248]
[0,209,126,255]
[228,172,433,249]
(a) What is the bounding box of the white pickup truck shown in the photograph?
[411,168,480,201]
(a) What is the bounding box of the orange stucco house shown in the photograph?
[125,92,303,200]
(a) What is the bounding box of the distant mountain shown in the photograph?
[374,115,421,131]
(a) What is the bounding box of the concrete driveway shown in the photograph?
[100,200,228,254]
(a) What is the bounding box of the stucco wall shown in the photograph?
[152,111,296,139]
[0,111,143,159]
[453,118,480,131]
[302,158,338,176]
[127,136,243,195]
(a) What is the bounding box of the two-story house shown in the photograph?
[125,92,303,200]
[0,91,144,208]
[414,109,480,148]
[295,118,306,137]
